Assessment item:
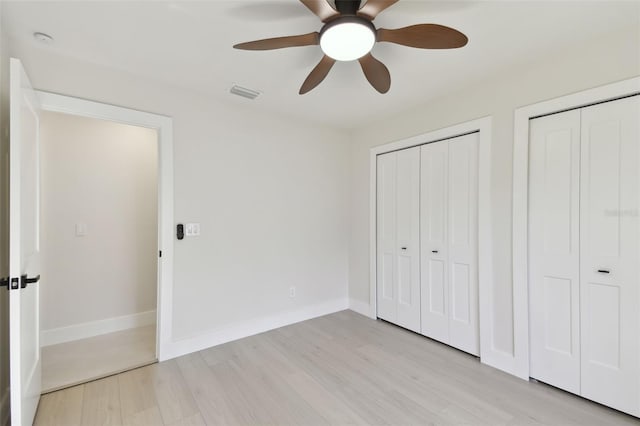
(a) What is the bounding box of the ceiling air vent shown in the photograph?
[229,85,261,100]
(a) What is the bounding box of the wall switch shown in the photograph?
[289,286,296,298]
[185,223,200,237]
[75,223,87,237]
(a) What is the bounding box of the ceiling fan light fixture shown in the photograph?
[320,17,376,62]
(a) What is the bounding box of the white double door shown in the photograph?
[529,95,640,416]
[376,133,479,355]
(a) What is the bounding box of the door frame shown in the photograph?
[35,91,174,361]
[512,76,640,380]
[368,116,494,363]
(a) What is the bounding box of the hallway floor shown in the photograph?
[42,325,156,393]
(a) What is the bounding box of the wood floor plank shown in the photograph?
[207,359,271,425]
[147,360,200,425]
[80,375,122,426]
[283,371,368,425]
[227,357,329,426]
[164,412,206,426]
[121,406,164,426]
[34,384,84,426]
[117,365,159,420]
[175,352,240,425]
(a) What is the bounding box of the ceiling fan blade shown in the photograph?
[377,24,468,49]
[357,0,399,20]
[234,32,319,50]
[300,55,336,94]
[358,53,391,94]
[299,0,340,22]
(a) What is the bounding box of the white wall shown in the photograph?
[40,111,158,334]
[0,1,10,422]
[348,26,640,366]
[10,40,350,350]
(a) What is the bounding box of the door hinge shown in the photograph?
[159,250,162,258]
[10,277,19,290]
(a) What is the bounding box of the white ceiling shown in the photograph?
[4,1,640,129]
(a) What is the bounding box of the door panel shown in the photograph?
[542,277,573,354]
[395,147,421,332]
[376,153,397,323]
[451,263,470,323]
[580,96,639,416]
[428,260,446,314]
[586,121,621,258]
[447,133,479,355]
[585,283,620,369]
[529,110,581,394]
[420,142,449,343]
[9,58,42,426]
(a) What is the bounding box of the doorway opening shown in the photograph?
[39,110,159,393]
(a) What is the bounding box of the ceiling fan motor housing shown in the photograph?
[334,0,363,16]
[320,16,376,39]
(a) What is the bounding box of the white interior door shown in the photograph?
[377,152,397,323]
[447,133,479,355]
[579,95,640,416]
[9,58,42,426]
[377,147,420,331]
[395,147,420,332]
[420,141,449,343]
[420,133,479,355]
[528,110,581,394]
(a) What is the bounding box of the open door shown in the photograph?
[8,58,42,425]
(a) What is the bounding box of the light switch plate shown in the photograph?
[185,223,200,237]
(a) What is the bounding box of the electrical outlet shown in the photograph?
[75,223,87,237]
[289,286,296,298]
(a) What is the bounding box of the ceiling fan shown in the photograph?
[233,0,468,94]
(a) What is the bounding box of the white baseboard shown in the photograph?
[0,386,9,426]
[161,298,349,361]
[349,298,374,318]
[41,310,157,347]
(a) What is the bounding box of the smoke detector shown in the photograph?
[33,32,54,44]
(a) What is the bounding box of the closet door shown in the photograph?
[377,147,421,331]
[420,142,449,343]
[528,110,581,394]
[420,134,479,355]
[377,152,398,323]
[395,148,421,331]
[447,133,479,355]
[580,96,640,416]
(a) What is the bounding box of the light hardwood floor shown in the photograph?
[42,325,156,393]
[34,311,637,425]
